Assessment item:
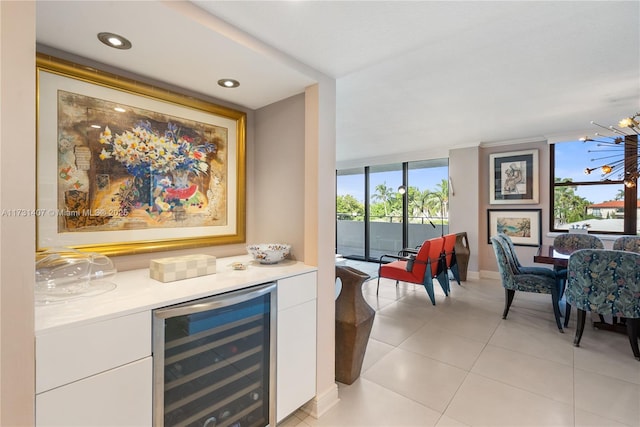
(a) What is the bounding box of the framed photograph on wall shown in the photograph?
[36,54,247,256]
[487,209,542,246]
[489,149,538,204]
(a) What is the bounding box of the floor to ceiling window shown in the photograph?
[336,159,449,262]
[369,164,404,259]
[336,168,365,258]
[407,159,450,248]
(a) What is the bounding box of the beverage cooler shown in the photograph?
[153,283,277,427]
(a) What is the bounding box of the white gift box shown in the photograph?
[150,254,216,283]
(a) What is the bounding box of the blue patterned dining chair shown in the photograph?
[565,249,640,361]
[495,234,556,279]
[613,236,640,253]
[491,236,564,331]
[554,233,604,326]
[605,236,640,328]
[553,233,604,254]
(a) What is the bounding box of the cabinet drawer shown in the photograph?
[277,272,317,311]
[36,311,151,394]
[36,357,152,427]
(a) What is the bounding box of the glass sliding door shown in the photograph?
[336,159,449,262]
[407,159,450,248]
[336,168,365,258]
[369,164,403,260]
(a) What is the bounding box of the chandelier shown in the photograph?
[581,112,640,188]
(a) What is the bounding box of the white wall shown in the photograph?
[253,94,305,259]
[303,82,340,417]
[250,87,340,417]
[0,2,36,424]
[449,146,480,275]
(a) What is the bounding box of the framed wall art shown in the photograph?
[36,54,246,256]
[489,149,538,204]
[487,209,542,246]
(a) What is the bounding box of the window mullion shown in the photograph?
[624,135,638,234]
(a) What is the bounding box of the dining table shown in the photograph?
[534,244,627,334]
[533,244,571,269]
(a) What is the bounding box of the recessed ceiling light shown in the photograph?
[97,32,132,50]
[114,107,126,113]
[218,79,240,88]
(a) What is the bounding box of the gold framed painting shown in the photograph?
[36,54,246,256]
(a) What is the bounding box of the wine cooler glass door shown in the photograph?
[153,283,277,427]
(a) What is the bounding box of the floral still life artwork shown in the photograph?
[57,90,228,232]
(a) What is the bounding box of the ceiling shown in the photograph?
[36,1,640,166]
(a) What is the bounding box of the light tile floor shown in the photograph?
[281,274,640,427]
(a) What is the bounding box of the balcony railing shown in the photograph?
[336,216,449,260]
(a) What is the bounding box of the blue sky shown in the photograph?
[337,166,448,203]
[554,140,626,204]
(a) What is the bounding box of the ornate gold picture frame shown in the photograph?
[36,54,246,256]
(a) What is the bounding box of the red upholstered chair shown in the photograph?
[376,237,449,305]
[440,233,461,289]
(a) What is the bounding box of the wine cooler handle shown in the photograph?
[154,282,276,318]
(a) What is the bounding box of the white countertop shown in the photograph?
[35,254,316,335]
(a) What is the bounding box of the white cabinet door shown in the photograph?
[36,357,152,427]
[277,272,317,422]
[36,311,151,394]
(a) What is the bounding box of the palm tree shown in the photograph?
[554,178,576,224]
[372,182,394,218]
[408,188,430,221]
[553,178,592,225]
[426,179,449,220]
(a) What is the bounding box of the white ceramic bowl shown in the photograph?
[247,243,291,264]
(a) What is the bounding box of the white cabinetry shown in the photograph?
[35,311,152,426]
[36,357,152,426]
[276,271,317,422]
[35,261,318,426]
